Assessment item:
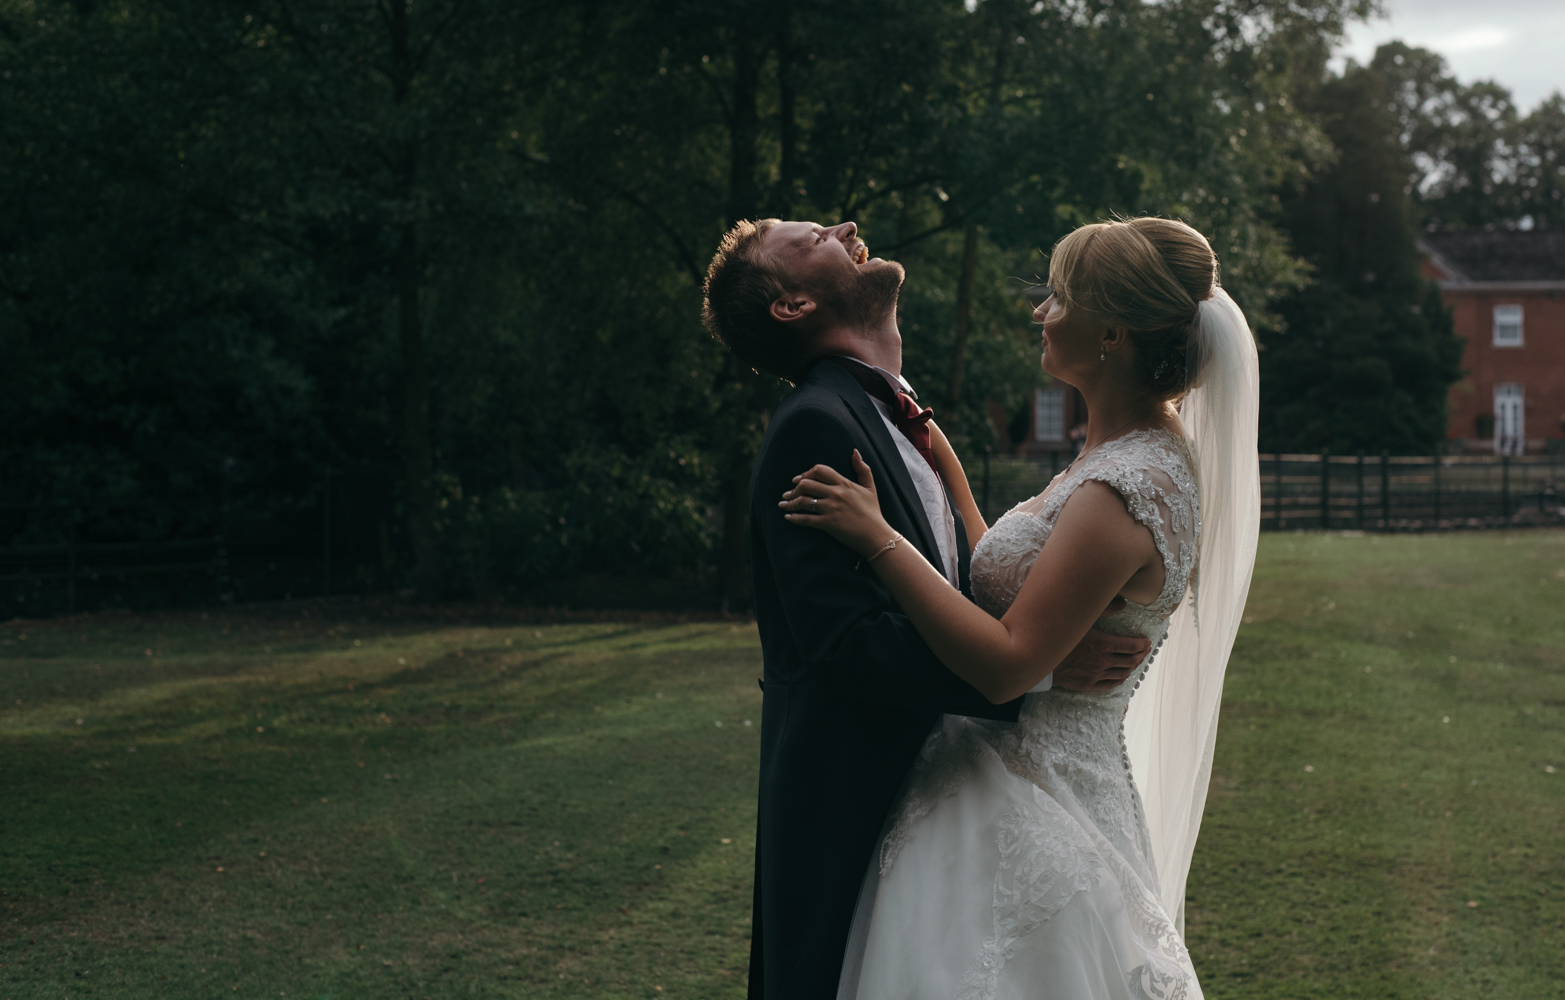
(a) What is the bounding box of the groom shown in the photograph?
[702,219,1150,998]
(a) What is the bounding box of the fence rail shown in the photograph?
[1260,453,1562,531]
[978,451,1565,531]
[1,464,395,620]
[0,532,389,620]
[5,452,1563,621]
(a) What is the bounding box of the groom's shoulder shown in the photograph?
[769,366,856,437]
[777,357,860,415]
[755,378,862,475]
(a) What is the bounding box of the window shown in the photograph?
[1494,383,1524,455]
[1493,304,1524,346]
[1034,387,1066,442]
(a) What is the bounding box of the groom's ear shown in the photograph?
[770,294,818,325]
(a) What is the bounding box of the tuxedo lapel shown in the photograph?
[812,361,943,567]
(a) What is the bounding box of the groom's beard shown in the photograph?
[827,260,906,330]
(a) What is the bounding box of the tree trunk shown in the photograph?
[772,5,797,218]
[726,37,761,227]
[945,12,1012,413]
[716,36,765,614]
[387,0,440,598]
[396,222,441,599]
[946,224,980,409]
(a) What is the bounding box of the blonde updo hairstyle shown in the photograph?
[1047,217,1218,401]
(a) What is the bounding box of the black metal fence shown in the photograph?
[1259,452,1564,531]
[978,451,1565,531]
[7,451,1563,621]
[1,464,398,619]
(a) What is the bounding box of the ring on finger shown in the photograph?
[811,498,819,508]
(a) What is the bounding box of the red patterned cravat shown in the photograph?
[826,356,939,473]
[891,389,937,472]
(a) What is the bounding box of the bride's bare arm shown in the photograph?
[928,421,986,550]
[782,451,1157,703]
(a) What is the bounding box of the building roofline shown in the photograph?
[1417,239,1469,282]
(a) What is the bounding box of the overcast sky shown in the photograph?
[1334,0,1564,113]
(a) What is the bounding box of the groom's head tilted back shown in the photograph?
[702,219,906,382]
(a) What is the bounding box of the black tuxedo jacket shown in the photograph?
[746,358,1022,998]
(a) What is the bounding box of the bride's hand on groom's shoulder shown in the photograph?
[779,449,893,556]
[1051,623,1151,692]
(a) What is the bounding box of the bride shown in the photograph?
[778,217,1260,1000]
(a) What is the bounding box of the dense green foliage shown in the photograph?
[1257,41,1564,454]
[1377,47,1565,233]
[7,0,1552,602]
[3,531,1563,996]
[1261,48,1465,454]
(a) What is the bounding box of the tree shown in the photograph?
[1371,41,1564,232]
[545,0,1371,606]
[219,0,574,598]
[0,1,325,544]
[1261,47,1464,453]
[5,0,1406,612]
[1509,95,1565,230]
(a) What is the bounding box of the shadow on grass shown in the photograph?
[4,534,1561,999]
[2,609,762,998]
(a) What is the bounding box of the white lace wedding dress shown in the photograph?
[838,428,1204,1000]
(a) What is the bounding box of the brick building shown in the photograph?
[988,382,1085,460]
[1421,232,1565,455]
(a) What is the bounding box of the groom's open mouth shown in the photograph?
[850,239,869,265]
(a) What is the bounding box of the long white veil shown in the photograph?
[1122,286,1261,933]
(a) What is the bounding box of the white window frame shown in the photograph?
[1493,304,1524,347]
[1494,383,1525,455]
[1034,386,1066,442]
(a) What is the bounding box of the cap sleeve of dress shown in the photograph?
[1081,434,1200,619]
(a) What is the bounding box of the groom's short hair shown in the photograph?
[702,219,803,381]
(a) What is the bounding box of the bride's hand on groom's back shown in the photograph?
[785,454,1149,694]
[779,449,893,556]
[1050,620,1150,692]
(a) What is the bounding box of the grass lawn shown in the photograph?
[1189,529,1565,998]
[2,530,1562,999]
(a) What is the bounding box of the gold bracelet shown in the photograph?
[866,532,904,562]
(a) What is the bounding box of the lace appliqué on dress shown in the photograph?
[954,795,1105,1000]
[879,720,994,875]
[870,429,1202,1000]
[970,428,1200,624]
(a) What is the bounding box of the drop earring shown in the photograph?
[1100,347,1106,362]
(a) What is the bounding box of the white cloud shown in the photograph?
[1432,27,1509,54]
[1336,0,1564,112]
